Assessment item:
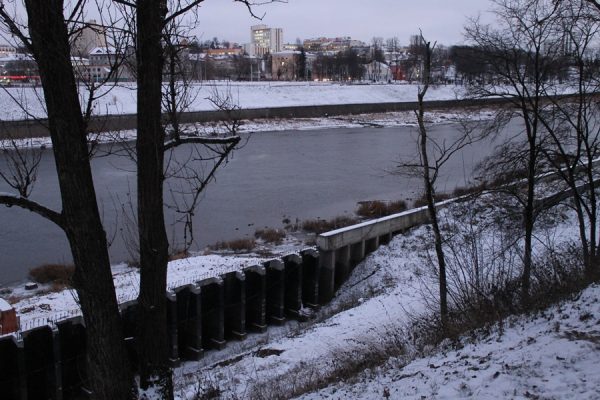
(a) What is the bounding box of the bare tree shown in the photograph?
[0,1,135,398]
[535,0,600,278]
[400,32,483,329]
[112,0,278,397]
[465,0,564,305]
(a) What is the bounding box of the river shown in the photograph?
[0,123,500,284]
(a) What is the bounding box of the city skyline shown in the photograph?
[192,0,492,46]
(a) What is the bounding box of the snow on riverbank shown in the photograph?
[6,254,266,331]
[298,282,600,400]
[0,81,464,121]
[0,108,496,150]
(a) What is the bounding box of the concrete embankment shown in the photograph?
[0,97,512,140]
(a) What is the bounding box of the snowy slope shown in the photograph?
[299,283,600,400]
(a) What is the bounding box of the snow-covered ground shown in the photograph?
[168,190,593,399]
[298,283,600,400]
[0,81,463,121]
[1,170,595,400]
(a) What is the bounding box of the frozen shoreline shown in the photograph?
[0,108,496,150]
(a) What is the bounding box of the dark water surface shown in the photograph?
[0,124,500,284]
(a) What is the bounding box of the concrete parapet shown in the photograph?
[223,271,247,340]
[244,265,267,332]
[199,278,226,350]
[317,206,430,251]
[300,249,320,308]
[282,254,303,318]
[264,260,286,325]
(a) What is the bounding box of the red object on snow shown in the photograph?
[0,298,19,334]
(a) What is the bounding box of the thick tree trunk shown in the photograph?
[135,1,173,397]
[24,1,134,398]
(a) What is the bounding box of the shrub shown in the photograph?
[254,228,286,244]
[29,264,74,285]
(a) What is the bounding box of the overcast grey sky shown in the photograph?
[192,0,493,46]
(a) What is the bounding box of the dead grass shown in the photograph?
[301,216,359,235]
[255,228,286,244]
[29,264,74,286]
[209,238,256,252]
[413,192,452,208]
[356,200,408,218]
[169,250,190,261]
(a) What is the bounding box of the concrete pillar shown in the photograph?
[16,338,27,400]
[50,326,63,400]
[23,326,56,399]
[300,249,320,308]
[334,245,351,290]
[199,278,226,350]
[318,250,335,304]
[0,335,26,400]
[166,292,180,365]
[265,260,286,325]
[244,265,267,332]
[350,241,366,268]
[175,285,203,361]
[119,300,138,370]
[57,317,87,399]
[283,254,303,318]
[223,271,247,340]
[365,236,379,254]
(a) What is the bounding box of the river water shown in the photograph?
[0,124,499,284]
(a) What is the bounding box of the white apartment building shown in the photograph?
[249,24,283,57]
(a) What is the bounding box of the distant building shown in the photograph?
[283,43,301,51]
[72,20,107,57]
[206,48,244,57]
[303,37,365,53]
[249,24,283,56]
[87,47,132,82]
[0,44,16,56]
[271,50,316,80]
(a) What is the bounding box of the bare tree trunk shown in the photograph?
[135,0,173,397]
[24,0,134,398]
[416,39,448,328]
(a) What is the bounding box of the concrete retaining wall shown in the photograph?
[0,97,515,140]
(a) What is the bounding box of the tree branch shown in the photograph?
[163,135,240,151]
[0,194,64,228]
